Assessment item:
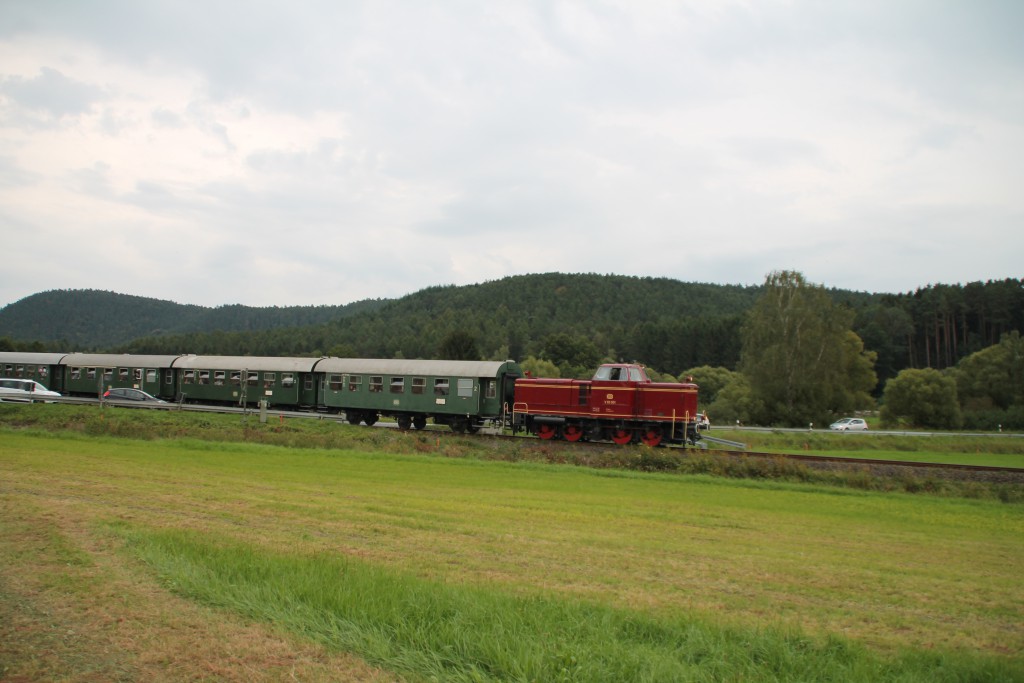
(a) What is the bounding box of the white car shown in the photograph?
[0,378,61,403]
[830,417,868,431]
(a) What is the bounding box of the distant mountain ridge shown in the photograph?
[0,289,386,349]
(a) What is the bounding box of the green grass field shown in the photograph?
[1,406,1022,681]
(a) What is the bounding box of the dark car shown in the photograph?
[103,387,166,403]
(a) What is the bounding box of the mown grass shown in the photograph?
[2,423,1023,681]
[117,526,1021,683]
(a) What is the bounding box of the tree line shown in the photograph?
[2,273,1021,429]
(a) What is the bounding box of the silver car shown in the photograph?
[830,417,868,431]
[0,378,61,402]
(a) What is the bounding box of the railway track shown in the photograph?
[713,449,1024,475]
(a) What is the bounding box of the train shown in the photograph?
[0,351,703,446]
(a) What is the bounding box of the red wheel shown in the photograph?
[536,423,557,440]
[640,428,663,447]
[610,428,632,445]
[563,424,583,442]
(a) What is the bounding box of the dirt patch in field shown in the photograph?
[0,494,401,683]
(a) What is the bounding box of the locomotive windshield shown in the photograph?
[592,365,649,382]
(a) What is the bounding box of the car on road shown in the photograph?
[102,387,166,403]
[0,378,61,402]
[830,417,868,431]
[696,411,711,430]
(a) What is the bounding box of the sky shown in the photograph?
[0,1,1021,309]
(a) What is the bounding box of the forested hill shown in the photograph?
[3,275,1021,384]
[106,274,766,375]
[0,289,385,349]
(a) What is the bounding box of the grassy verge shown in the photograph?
[1,403,1021,502]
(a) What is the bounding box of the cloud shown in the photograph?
[0,1,1021,309]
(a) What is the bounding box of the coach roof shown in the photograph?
[313,358,520,378]
[171,355,320,372]
[61,353,183,367]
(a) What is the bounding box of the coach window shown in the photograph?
[214,371,226,386]
[348,375,362,392]
[146,369,156,383]
[328,374,343,391]
[70,367,81,380]
[2,364,10,374]
[282,373,295,387]
[104,368,114,381]
[369,376,383,393]
[164,370,173,385]
[39,366,48,377]
[230,371,241,386]
[120,368,129,381]
[264,373,276,389]
[303,375,313,390]
[199,371,211,385]
[457,378,474,398]
[390,377,404,394]
[434,378,449,396]
[247,372,258,387]
[87,368,97,380]
[183,370,195,384]
[15,364,24,377]
[412,377,426,394]
[134,369,143,381]
[482,380,496,399]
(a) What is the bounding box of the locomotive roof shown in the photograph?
[172,355,321,372]
[61,353,183,367]
[313,358,520,377]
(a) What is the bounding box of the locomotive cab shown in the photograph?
[592,364,649,383]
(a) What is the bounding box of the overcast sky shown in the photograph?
[1,1,1021,309]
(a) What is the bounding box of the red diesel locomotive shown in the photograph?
[512,363,701,447]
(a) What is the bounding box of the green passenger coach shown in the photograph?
[61,353,182,399]
[173,355,320,408]
[314,358,522,432]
